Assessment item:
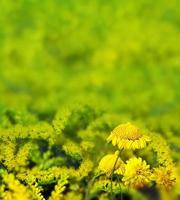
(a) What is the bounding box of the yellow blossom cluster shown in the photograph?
[1,173,32,200]
[98,122,177,197]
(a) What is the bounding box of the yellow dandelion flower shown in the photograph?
[98,151,125,176]
[153,166,176,191]
[107,122,151,150]
[122,157,151,189]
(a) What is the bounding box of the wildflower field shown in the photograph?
[0,0,180,200]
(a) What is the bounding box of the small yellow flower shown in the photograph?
[122,157,151,189]
[107,122,150,150]
[98,151,125,176]
[2,173,32,200]
[153,166,176,191]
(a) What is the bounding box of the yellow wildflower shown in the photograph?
[122,157,151,189]
[2,173,32,200]
[49,178,68,200]
[107,122,150,150]
[153,166,176,191]
[98,151,125,176]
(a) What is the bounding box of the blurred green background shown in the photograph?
[0,0,179,159]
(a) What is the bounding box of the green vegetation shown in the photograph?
[0,0,179,199]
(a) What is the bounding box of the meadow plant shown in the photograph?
[97,123,177,200]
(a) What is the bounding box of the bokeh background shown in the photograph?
[0,0,179,198]
[0,0,179,138]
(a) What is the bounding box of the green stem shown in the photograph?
[117,174,123,200]
[85,172,103,200]
[110,155,119,200]
[110,149,123,200]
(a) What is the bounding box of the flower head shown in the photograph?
[107,122,150,150]
[153,166,176,191]
[122,157,151,189]
[98,151,125,176]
